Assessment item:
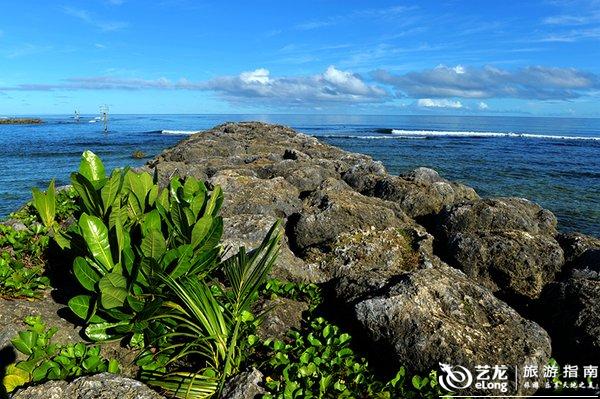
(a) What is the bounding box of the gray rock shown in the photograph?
[540,233,600,362]
[256,297,308,340]
[209,170,302,218]
[343,167,478,219]
[0,292,138,377]
[11,373,164,399]
[353,263,551,396]
[222,214,324,283]
[323,226,432,303]
[557,232,600,271]
[221,368,264,399]
[436,198,564,299]
[0,219,28,232]
[290,178,414,253]
[0,292,82,352]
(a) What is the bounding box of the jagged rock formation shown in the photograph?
[145,121,590,396]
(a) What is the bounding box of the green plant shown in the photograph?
[140,221,283,398]
[31,151,225,343]
[263,279,322,311]
[2,316,119,393]
[258,317,448,399]
[0,224,50,298]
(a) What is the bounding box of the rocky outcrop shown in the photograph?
[540,233,600,362]
[354,263,551,396]
[435,198,564,300]
[343,165,479,219]
[11,373,164,399]
[146,123,562,392]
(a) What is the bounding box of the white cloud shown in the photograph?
[417,98,463,108]
[204,66,388,105]
[374,65,599,100]
[0,66,389,107]
[240,68,271,84]
[478,101,489,110]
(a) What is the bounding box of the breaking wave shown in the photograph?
[389,129,600,141]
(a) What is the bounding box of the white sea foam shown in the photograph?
[390,129,600,141]
[161,129,200,135]
[320,134,425,140]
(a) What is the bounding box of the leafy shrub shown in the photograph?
[2,316,119,393]
[30,150,284,398]
[32,151,225,343]
[258,317,447,399]
[263,279,322,311]
[0,224,49,298]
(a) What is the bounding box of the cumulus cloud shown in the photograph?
[478,101,489,110]
[373,65,599,100]
[417,98,463,108]
[0,66,388,106]
[203,66,388,105]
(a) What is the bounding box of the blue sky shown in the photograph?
[1,0,599,116]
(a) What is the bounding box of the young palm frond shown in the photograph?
[144,220,282,399]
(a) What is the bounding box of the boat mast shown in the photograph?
[100,105,109,133]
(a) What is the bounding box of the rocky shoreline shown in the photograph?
[3,121,599,397]
[0,118,43,125]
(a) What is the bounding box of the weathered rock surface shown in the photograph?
[353,263,552,396]
[11,373,164,399]
[558,232,600,271]
[343,166,479,219]
[435,198,564,299]
[540,233,600,362]
[0,292,138,377]
[256,297,308,340]
[221,368,264,399]
[289,178,415,254]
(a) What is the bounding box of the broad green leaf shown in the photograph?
[124,170,153,212]
[98,273,128,309]
[85,320,129,341]
[156,188,169,209]
[148,184,159,206]
[191,215,212,248]
[169,177,183,202]
[183,176,200,202]
[79,150,106,182]
[31,179,56,227]
[195,216,223,253]
[71,173,103,216]
[68,295,93,321]
[142,209,161,236]
[73,257,101,291]
[79,213,114,271]
[205,185,223,216]
[3,365,30,393]
[100,171,123,215]
[141,229,166,259]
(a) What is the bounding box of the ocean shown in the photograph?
[1,114,599,236]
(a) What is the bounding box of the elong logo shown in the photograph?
[438,363,473,392]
